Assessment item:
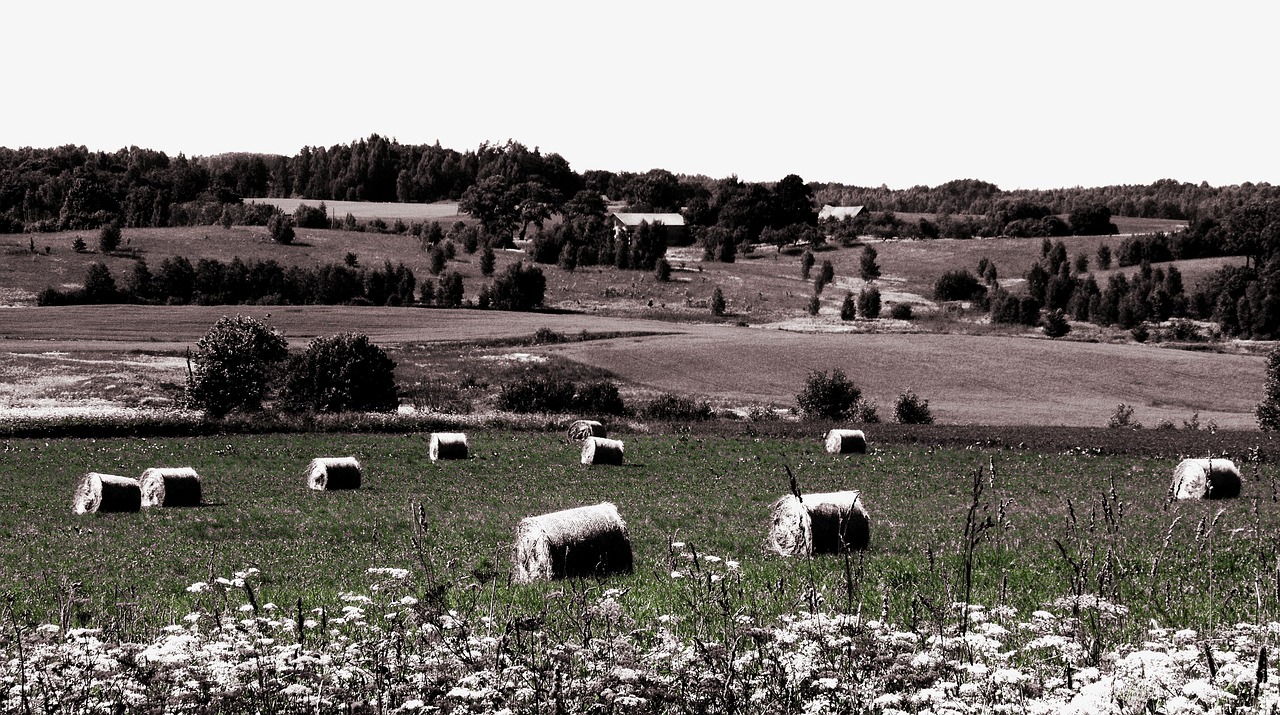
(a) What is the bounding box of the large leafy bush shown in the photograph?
[184,315,289,417]
[282,333,399,412]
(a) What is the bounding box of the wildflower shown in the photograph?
[238,604,255,613]
[670,570,684,579]
[399,699,425,711]
[671,541,686,549]
[726,560,740,570]
[186,582,210,593]
[399,596,419,606]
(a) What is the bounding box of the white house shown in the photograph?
[609,212,687,241]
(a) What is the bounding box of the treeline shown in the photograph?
[37,256,418,307]
[812,177,1280,222]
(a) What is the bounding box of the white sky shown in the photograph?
[4,1,1277,190]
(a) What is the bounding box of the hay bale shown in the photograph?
[305,457,362,491]
[73,472,142,514]
[824,429,867,454]
[429,432,469,461]
[581,436,625,466]
[139,467,203,507]
[567,419,607,443]
[1172,458,1242,500]
[769,490,870,556]
[512,502,633,583]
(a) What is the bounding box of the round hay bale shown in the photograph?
[769,490,870,556]
[305,457,362,491]
[567,419,607,443]
[73,472,142,514]
[139,467,203,507]
[581,436,625,466]
[512,501,633,583]
[429,432,469,461]
[825,429,867,455]
[1172,458,1242,500]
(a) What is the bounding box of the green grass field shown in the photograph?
[3,428,1278,645]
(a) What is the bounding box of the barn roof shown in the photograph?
[610,212,686,227]
[818,205,864,220]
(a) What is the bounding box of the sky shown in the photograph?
[4,1,1278,190]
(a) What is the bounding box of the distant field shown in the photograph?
[245,198,466,220]
[542,326,1265,429]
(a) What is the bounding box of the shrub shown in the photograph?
[796,369,861,420]
[641,393,713,422]
[1257,346,1280,430]
[808,294,821,316]
[480,245,496,276]
[281,333,398,413]
[710,287,726,316]
[489,262,545,311]
[495,375,576,413]
[293,202,329,229]
[840,292,857,320]
[267,212,295,245]
[857,286,881,319]
[532,327,566,344]
[72,235,87,253]
[1042,309,1071,338]
[437,271,465,308]
[894,389,934,424]
[933,270,986,301]
[1107,403,1142,429]
[800,250,814,279]
[184,315,289,418]
[855,398,881,423]
[655,258,672,282]
[889,303,913,320]
[575,380,628,416]
[81,262,118,304]
[98,222,121,253]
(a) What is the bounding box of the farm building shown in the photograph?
[610,212,687,242]
[818,205,864,221]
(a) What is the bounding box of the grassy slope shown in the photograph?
[4,430,1277,640]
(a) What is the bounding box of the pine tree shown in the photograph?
[710,287,726,316]
[840,291,857,320]
[1257,346,1280,430]
[859,246,881,281]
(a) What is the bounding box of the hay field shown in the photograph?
[541,327,1264,428]
[3,430,1278,638]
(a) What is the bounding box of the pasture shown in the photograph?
[245,198,466,221]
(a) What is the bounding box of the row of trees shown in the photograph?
[37,255,549,312]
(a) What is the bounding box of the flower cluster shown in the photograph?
[2,564,1277,713]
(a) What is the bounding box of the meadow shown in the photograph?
[4,427,1280,712]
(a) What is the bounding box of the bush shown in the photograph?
[933,270,986,301]
[293,203,329,229]
[894,389,934,424]
[1257,346,1280,430]
[796,369,861,420]
[840,292,857,321]
[98,222,121,254]
[1107,403,1142,429]
[532,327,567,344]
[479,245,496,277]
[889,303,913,320]
[857,286,881,319]
[489,262,545,311]
[800,250,815,279]
[1042,309,1071,338]
[655,258,672,282]
[575,380,628,416]
[281,333,398,413]
[495,375,576,413]
[72,235,87,253]
[855,398,880,423]
[710,287,726,316]
[641,393,713,422]
[268,212,295,245]
[184,315,289,418]
[807,294,821,316]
